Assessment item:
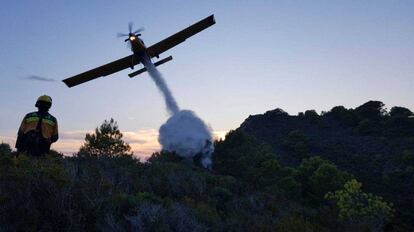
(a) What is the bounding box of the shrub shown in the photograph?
[325,179,394,231]
[283,130,310,157]
[79,118,132,157]
[297,157,351,203]
[0,143,12,156]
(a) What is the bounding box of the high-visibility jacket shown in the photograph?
[16,111,59,151]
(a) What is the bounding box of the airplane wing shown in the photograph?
[62,55,138,87]
[63,14,215,88]
[147,14,215,58]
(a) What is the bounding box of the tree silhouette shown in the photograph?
[325,179,394,231]
[79,118,132,157]
[389,106,413,117]
[355,100,386,121]
[0,143,12,155]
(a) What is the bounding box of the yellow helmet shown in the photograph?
[35,95,52,108]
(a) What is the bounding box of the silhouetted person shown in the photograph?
[15,95,59,156]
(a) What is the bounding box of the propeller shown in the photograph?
[128,22,133,34]
[117,22,144,42]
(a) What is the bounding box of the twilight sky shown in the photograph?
[1,1,413,157]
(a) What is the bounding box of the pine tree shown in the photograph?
[79,118,132,157]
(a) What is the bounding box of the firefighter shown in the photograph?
[15,95,59,156]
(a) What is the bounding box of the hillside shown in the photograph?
[238,101,414,230]
[0,100,413,231]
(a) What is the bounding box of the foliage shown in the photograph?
[0,153,70,231]
[297,157,352,203]
[275,213,321,232]
[0,143,12,155]
[355,101,387,121]
[325,179,394,231]
[265,108,289,116]
[356,119,380,135]
[213,130,274,181]
[0,137,399,232]
[283,130,310,157]
[147,151,184,163]
[237,100,414,230]
[328,106,359,126]
[304,110,319,120]
[79,118,132,157]
[254,158,301,198]
[1,101,413,231]
[384,115,414,137]
[330,106,348,118]
[401,150,414,166]
[389,106,413,117]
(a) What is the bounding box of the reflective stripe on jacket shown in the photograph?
[18,112,59,142]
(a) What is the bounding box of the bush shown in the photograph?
[79,118,132,157]
[283,130,310,158]
[355,119,380,135]
[389,106,413,117]
[0,143,12,156]
[304,110,319,120]
[355,101,386,121]
[275,213,321,232]
[213,130,274,181]
[297,157,351,203]
[330,106,348,118]
[325,179,394,231]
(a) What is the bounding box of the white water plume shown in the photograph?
[159,110,214,168]
[141,56,213,168]
[142,57,179,115]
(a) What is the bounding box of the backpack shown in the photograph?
[22,115,46,156]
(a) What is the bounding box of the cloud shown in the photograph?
[60,131,88,140]
[123,130,161,159]
[53,129,161,159]
[0,134,15,147]
[124,138,147,144]
[25,75,56,82]
[1,129,229,160]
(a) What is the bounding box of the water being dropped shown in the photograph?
[141,56,213,168]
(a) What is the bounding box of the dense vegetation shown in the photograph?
[239,100,414,231]
[0,101,412,231]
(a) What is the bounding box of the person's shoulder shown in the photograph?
[46,113,57,123]
[24,112,38,118]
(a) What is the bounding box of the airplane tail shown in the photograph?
[128,56,173,78]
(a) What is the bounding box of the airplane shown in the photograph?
[62,15,215,88]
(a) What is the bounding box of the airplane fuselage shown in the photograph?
[62,14,215,87]
[128,36,152,68]
[130,37,146,54]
